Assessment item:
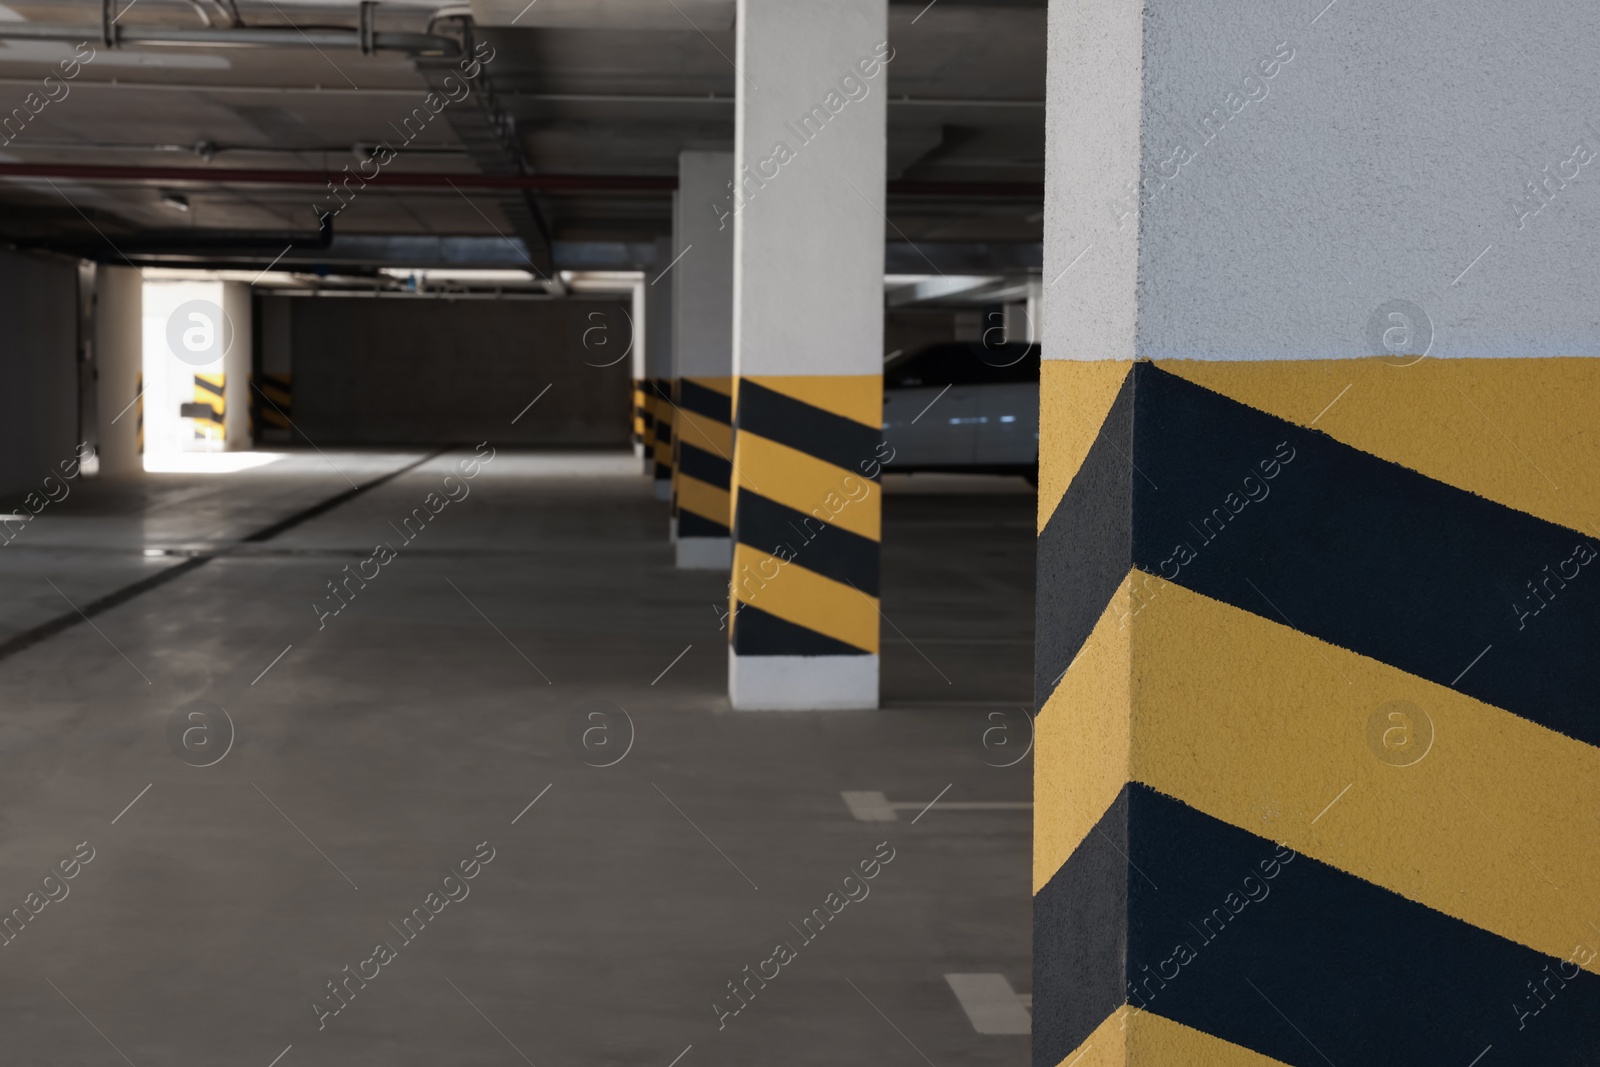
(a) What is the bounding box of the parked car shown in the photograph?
[882,341,1039,482]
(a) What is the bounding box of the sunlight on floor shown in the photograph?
[143,451,286,474]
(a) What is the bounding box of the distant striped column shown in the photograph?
[184,371,225,442]
[675,377,734,562]
[729,0,887,710]
[651,378,674,502]
[645,234,675,502]
[1037,2,1600,1064]
[632,378,649,456]
[671,151,736,569]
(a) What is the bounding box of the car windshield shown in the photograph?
[885,342,1040,386]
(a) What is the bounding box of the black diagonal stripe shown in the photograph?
[194,377,224,398]
[731,602,869,656]
[678,379,733,424]
[734,489,879,597]
[1127,363,1600,749]
[1035,367,1135,707]
[678,442,732,490]
[1032,788,1130,1067]
[678,510,729,538]
[655,422,672,445]
[1036,783,1600,1067]
[736,380,882,479]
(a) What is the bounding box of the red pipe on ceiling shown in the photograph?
[0,162,1042,198]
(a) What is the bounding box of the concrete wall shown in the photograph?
[0,250,79,499]
[283,296,634,447]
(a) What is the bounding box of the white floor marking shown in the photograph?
[842,791,898,821]
[945,973,1031,1034]
[841,791,1031,822]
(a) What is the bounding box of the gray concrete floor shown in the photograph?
[0,450,1032,1067]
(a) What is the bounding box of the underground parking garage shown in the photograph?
[0,1,1597,1065]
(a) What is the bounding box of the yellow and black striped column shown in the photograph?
[256,372,292,437]
[727,1,886,709]
[181,371,225,442]
[632,377,650,468]
[727,376,883,709]
[1034,359,1600,1067]
[650,377,674,502]
[672,376,734,568]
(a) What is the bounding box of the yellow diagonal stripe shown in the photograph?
[1036,576,1134,893]
[1053,1009,1295,1067]
[1039,360,1135,534]
[676,410,733,458]
[733,431,880,542]
[743,373,883,430]
[1043,568,1600,972]
[1161,356,1600,539]
[677,472,730,527]
[732,541,878,653]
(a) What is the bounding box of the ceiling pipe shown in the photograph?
[30,211,334,259]
[0,15,459,56]
[0,162,1044,198]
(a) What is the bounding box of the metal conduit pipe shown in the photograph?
[0,24,461,54]
[4,2,459,55]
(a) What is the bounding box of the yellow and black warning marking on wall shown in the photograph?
[180,372,225,437]
[1032,359,1600,1067]
[632,378,650,448]
[728,375,885,657]
[651,377,674,487]
[671,376,734,538]
[256,372,292,432]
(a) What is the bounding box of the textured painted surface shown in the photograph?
[1047,1,1600,362]
[672,152,735,380]
[1164,357,1600,537]
[732,0,887,377]
[729,375,882,658]
[674,376,734,537]
[1052,1010,1294,1067]
[1035,359,1600,1067]
[1037,359,1133,534]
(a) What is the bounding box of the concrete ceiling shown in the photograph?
[0,0,1044,270]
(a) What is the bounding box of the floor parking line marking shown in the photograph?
[512,783,553,824]
[842,790,1031,821]
[651,643,692,685]
[912,783,953,823]
[111,783,152,825]
[945,973,1031,1034]
[251,644,293,686]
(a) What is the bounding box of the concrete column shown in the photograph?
[671,150,736,570]
[631,278,647,462]
[1035,2,1600,1065]
[726,0,890,710]
[221,280,253,450]
[93,265,143,476]
[645,232,675,498]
